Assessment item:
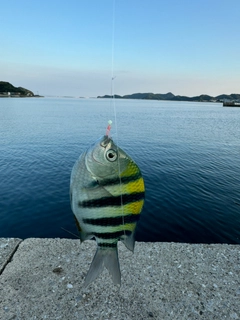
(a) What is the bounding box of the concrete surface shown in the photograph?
[0,238,239,320]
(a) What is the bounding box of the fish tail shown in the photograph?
[84,244,121,287]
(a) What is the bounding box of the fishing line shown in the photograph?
[109,0,126,238]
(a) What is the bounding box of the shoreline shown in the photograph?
[0,95,43,98]
[223,102,240,107]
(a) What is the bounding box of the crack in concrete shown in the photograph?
[0,240,23,276]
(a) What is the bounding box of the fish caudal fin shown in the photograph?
[84,245,121,287]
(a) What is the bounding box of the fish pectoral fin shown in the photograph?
[86,177,99,188]
[84,245,121,287]
[82,185,113,200]
[121,232,135,252]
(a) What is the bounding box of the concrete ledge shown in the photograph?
[0,238,239,319]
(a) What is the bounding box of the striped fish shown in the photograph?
[70,135,145,287]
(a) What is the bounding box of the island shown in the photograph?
[0,81,42,97]
[98,92,240,104]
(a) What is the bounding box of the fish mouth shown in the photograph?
[100,135,113,148]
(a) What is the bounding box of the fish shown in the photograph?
[70,134,145,287]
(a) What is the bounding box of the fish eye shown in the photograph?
[106,149,118,162]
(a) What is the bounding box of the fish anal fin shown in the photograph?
[121,232,135,252]
[84,245,121,287]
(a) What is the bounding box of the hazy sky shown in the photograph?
[1,0,240,97]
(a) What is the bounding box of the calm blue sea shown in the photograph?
[1,97,240,243]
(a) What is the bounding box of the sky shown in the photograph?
[1,0,240,97]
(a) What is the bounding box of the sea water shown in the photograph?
[0,97,240,243]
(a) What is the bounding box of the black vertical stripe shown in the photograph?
[93,230,132,239]
[83,214,140,226]
[98,172,142,186]
[98,243,117,248]
[78,192,144,208]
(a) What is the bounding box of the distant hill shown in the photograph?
[0,81,34,97]
[98,92,240,102]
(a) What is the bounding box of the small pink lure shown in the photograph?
[106,120,112,136]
